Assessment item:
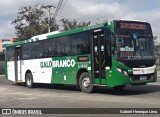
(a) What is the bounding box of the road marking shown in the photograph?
[9,97,36,101]
[23,93,32,96]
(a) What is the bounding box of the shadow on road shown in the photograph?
[1,74,159,96]
[13,83,160,96]
[93,85,160,96]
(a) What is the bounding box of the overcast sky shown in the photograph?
[0,0,160,41]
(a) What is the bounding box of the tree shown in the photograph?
[61,18,90,31]
[12,5,59,41]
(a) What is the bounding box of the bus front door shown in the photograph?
[92,31,106,85]
[15,46,22,82]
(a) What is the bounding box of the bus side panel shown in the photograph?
[7,61,15,82]
[106,56,132,87]
[4,59,8,80]
[21,60,31,82]
[51,55,91,85]
[51,56,77,84]
[22,58,52,83]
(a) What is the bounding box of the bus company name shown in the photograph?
[40,59,75,68]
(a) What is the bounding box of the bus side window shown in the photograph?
[21,43,31,60]
[31,41,44,59]
[71,32,89,55]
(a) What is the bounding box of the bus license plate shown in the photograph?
[140,76,147,80]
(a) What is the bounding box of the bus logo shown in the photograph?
[40,59,76,68]
[2,109,11,114]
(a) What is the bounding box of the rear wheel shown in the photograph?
[79,72,93,93]
[25,73,34,88]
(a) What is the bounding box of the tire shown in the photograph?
[25,73,34,88]
[79,72,93,93]
[113,85,126,90]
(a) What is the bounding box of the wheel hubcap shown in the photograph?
[27,77,31,86]
[82,77,90,89]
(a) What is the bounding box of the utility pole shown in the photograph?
[42,5,55,33]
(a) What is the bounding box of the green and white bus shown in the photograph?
[5,20,157,93]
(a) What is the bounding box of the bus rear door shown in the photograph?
[15,46,22,82]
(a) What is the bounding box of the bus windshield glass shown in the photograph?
[115,21,154,60]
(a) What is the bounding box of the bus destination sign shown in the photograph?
[116,21,147,30]
[120,23,146,30]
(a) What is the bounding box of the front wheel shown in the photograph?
[25,73,34,88]
[79,72,93,93]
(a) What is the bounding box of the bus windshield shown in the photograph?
[115,21,154,60]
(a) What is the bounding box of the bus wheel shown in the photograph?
[25,73,34,88]
[79,72,93,93]
[113,85,126,90]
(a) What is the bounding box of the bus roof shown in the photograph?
[6,19,149,47]
[31,31,60,40]
[7,22,109,47]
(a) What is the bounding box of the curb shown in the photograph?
[0,75,5,77]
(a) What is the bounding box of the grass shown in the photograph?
[156,66,160,71]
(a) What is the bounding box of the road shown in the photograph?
[0,75,160,116]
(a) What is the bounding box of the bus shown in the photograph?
[5,20,157,93]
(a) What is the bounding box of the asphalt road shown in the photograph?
[0,75,160,116]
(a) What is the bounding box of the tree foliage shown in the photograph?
[12,5,91,41]
[12,5,59,41]
[61,18,90,31]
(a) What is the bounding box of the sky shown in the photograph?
[0,0,160,42]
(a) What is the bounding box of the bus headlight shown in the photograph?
[116,67,122,73]
[116,67,128,76]
[123,70,128,76]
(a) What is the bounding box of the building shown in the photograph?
[0,38,15,54]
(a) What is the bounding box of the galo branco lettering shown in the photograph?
[40,59,76,68]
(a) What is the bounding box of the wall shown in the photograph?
[0,61,4,75]
[0,38,15,53]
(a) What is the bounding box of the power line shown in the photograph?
[56,0,67,20]
[53,0,64,19]
[42,5,56,32]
